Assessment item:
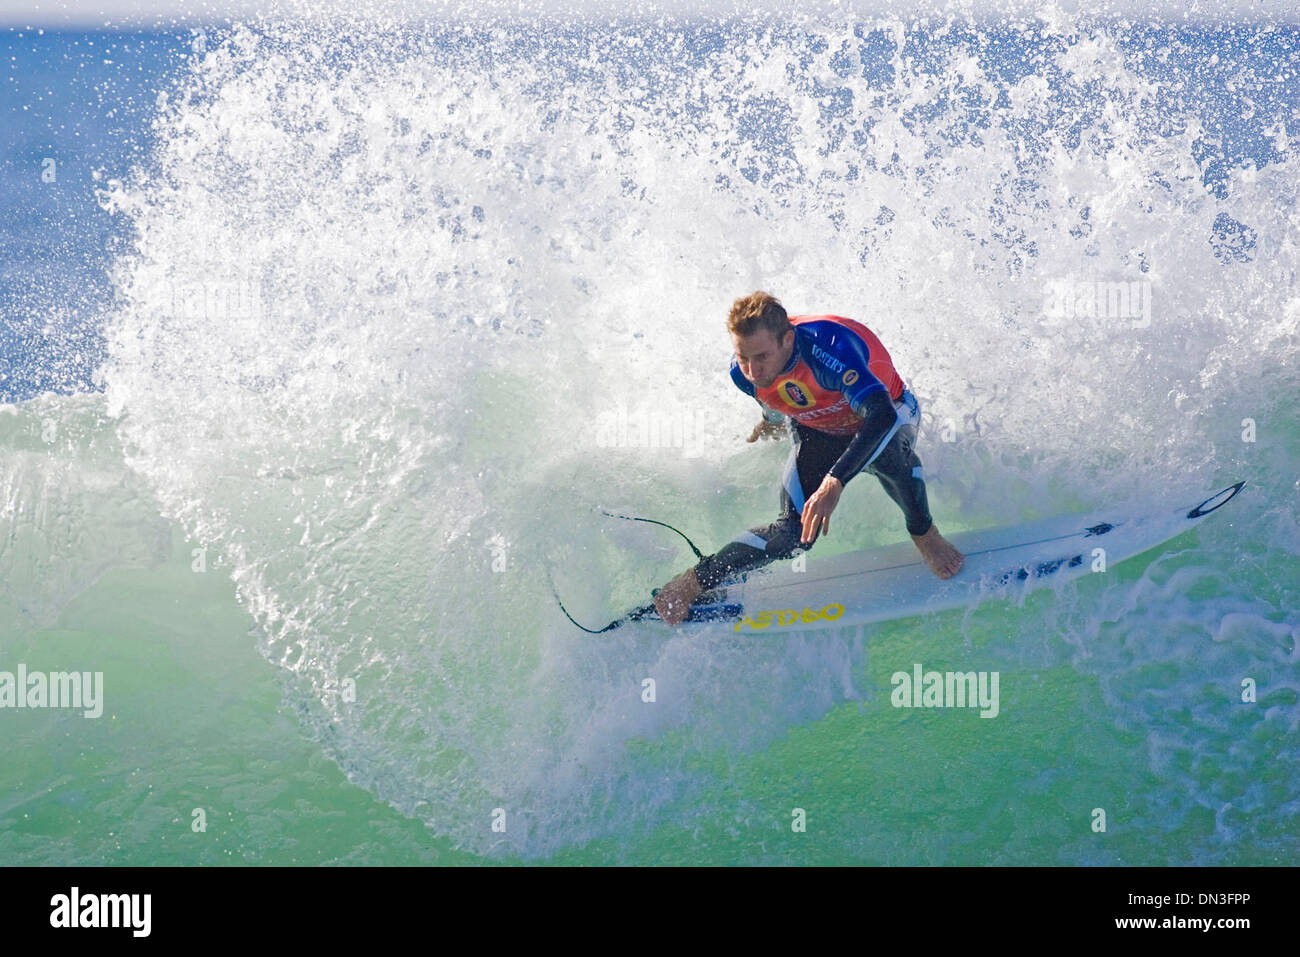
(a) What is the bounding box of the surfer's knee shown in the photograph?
[764,514,811,559]
[694,531,775,589]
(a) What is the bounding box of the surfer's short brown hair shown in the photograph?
[727,291,791,340]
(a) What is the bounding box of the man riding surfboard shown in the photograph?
[652,291,964,626]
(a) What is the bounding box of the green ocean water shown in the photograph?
[4,13,1300,865]
[2,395,1295,865]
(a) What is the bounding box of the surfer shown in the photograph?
[653,292,963,626]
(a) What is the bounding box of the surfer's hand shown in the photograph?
[653,567,702,626]
[800,476,843,545]
[747,419,784,442]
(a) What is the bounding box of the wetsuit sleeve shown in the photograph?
[805,325,898,484]
[827,389,899,483]
[830,326,889,415]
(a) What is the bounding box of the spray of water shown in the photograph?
[94,7,1298,856]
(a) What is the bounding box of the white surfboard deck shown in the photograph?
[686,482,1245,634]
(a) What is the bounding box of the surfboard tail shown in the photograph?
[549,572,743,634]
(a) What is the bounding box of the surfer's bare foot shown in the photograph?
[911,524,964,579]
[653,567,702,626]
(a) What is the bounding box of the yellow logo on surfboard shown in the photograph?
[734,603,844,632]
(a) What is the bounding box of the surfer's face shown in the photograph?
[732,328,794,389]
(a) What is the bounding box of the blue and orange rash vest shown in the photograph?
[730,315,908,484]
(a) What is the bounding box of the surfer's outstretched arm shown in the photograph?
[747,417,786,442]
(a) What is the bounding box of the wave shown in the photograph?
[69,12,1300,856]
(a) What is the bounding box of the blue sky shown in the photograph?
[1,0,1297,28]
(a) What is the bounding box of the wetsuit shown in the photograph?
[692,314,934,591]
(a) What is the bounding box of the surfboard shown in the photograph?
[553,482,1245,634]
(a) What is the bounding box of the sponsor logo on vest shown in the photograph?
[735,603,844,631]
[796,397,849,420]
[777,378,813,408]
[810,343,846,373]
[843,369,859,386]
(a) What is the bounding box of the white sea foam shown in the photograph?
[88,12,1300,856]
